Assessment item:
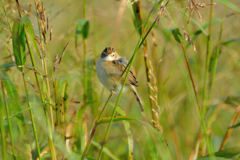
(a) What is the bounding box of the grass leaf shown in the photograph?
[229,122,240,129]
[215,0,240,13]
[96,116,135,125]
[171,28,183,43]
[224,96,240,106]
[19,17,41,57]
[128,0,142,36]
[202,146,240,159]
[12,19,26,72]
[0,62,16,70]
[91,141,119,160]
[117,107,134,159]
[138,120,172,160]
[75,19,89,47]
[0,71,30,157]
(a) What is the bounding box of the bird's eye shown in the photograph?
[111,54,114,57]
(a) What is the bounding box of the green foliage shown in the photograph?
[202,146,240,159]
[12,19,26,72]
[1,0,240,159]
[171,28,183,43]
[19,17,41,57]
[215,0,240,13]
[75,19,89,46]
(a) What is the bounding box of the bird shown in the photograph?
[96,47,144,112]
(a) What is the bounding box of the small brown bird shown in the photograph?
[96,47,144,112]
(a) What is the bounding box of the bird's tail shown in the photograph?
[131,86,144,112]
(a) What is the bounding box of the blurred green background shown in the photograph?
[1,0,240,159]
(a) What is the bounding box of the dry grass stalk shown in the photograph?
[148,61,162,132]
[182,26,197,53]
[27,3,32,17]
[50,26,53,41]
[59,42,70,64]
[19,65,43,77]
[34,0,51,44]
[53,54,58,72]
[186,0,216,23]
[35,36,44,54]
[157,2,167,24]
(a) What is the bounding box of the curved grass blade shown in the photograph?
[0,85,7,160]
[117,107,134,160]
[75,19,89,46]
[224,96,240,106]
[55,78,69,141]
[91,141,119,160]
[138,120,172,160]
[229,122,240,129]
[127,0,142,36]
[12,19,26,72]
[0,62,16,71]
[19,17,41,57]
[215,0,240,13]
[197,157,228,160]
[201,146,240,159]
[221,37,240,46]
[96,116,135,125]
[171,28,183,43]
[0,71,31,159]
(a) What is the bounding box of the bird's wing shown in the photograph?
[111,57,139,87]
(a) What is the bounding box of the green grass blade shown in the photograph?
[19,17,41,57]
[221,37,240,46]
[202,146,240,159]
[12,19,26,72]
[138,120,172,160]
[55,78,68,142]
[0,71,31,159]
[117,107,134,160]
[96,116,135,125]
[91,141,119,160]
[75,19,89,46]
[224,96,240,106]
[197,157,229,160]
[1,81,16,160]
[0,85,7,160]
[215,0,240,13]
[229,122,240,129]
[0,63,16,71]
[171,28,183,43]
[127,0,142,36]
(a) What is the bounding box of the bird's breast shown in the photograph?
[96,59,120,90]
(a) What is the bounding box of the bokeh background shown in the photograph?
[1,0,240,159]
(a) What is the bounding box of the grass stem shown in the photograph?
[81,94,113,160]
[1,82,16,160]
[22,73,42,159]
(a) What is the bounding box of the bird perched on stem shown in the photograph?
[96,47,144,112]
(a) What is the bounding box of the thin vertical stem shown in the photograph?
[219,104,240,151]
[15,0,56,158]
[209,6,226,104]
[1,0,12,31]
[181,43,213,155]
[81,94,113,160]
[0,93,7,160]
[22,73,42,159]
[26,33,56,159]
[1,82,16,160]
[202,0,214,116]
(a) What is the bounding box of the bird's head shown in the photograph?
[100,47,120,61]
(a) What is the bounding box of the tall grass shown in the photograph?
[1,0,240,160]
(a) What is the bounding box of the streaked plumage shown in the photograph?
[96,47,144,112]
